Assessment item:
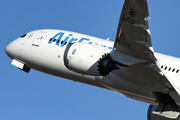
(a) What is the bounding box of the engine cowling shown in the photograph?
[147,105,180,120]
[63,42,119,76]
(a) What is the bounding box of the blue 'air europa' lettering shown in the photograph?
[48,32,113,50]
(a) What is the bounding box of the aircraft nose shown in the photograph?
[5,40,21,59]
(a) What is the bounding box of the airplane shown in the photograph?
[5,0,180,120]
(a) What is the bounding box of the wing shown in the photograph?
[114,0,154,61]
[109,0,180,107]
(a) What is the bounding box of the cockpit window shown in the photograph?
[20,34,27,38]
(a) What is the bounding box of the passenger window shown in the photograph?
[164,67,167,70]
[177,70,179,73]
[53,39,56,42]
[172,69,175,72]
[161,66,163,69]
[168,68,171,71]
[20,34,27,38]
[49,38,52,42]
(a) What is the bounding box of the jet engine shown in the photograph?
[147,105,180,120]
[63,42,119,76]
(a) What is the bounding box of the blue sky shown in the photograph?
[1,0,180,120]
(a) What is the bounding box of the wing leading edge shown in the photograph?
[110,0,180,107]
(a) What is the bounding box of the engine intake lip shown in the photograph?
[64,42,74,69]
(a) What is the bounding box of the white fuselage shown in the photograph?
[5,29,180,105]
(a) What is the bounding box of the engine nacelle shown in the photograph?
[64,42,108,76]
[147,105,180,120]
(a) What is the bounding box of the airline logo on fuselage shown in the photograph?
[48,32,113,50]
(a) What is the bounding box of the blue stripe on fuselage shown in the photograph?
[48,32,113,50]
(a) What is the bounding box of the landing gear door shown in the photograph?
[32,31,47,47]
